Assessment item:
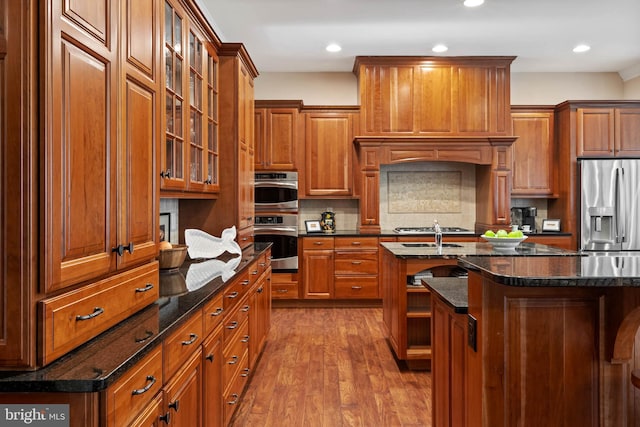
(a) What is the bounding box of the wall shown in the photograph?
[624,75,640,99]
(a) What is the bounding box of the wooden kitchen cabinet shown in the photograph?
[302,237,335,298]
[249,266,272,368]
[161,0,220,195]
[44,0,159,293]
[334,237,380,299]
[303,107,359,197]
[254,100,303,171]
[163,348,203,427]
[576,107,640,157]
[381,247,458,369]
[431,288,467,427]
[202,327,223,427]
[180,43,257,249]
[354,56,514,137]
[511,106,556,197]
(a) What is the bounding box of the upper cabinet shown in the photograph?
[303,106,360,197]
[254,100,303,171]
[161,0,220,196]
[511,106,556,197]
[44,0,159,293]
[576,106,640,157]
[353,56,515,137]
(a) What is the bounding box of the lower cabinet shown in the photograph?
[431,291,467,427]
[202,327,223,427]
[163,349,203,427]
[300,236,380,300]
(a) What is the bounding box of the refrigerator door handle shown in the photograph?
[615,167,625,243]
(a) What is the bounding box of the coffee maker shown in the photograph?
[511,207,537,232]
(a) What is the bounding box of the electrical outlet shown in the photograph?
[468,314,477,352]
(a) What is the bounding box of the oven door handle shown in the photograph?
[255,181,298,189]
[254,227,298,237]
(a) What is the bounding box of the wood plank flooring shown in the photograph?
[230,307,431,427]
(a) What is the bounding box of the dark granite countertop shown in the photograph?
[422,277,469,314]
[459,253,640,287]
[298,229,572,238]
[0,243,272,393]
[380,241,577,259]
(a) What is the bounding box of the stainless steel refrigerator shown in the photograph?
[580,158,640,251]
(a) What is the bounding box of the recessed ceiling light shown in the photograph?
[432,44,448,53]
[326,43,342,53]
[464,0,484,7]
[573,44,591,53]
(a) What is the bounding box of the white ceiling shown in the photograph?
[196,0,640,79]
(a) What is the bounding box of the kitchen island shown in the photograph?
[423,254,640,427]
[379,241,576,369]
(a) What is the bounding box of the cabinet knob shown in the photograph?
[160,413,171,424]
[206,353,215,362]
[168,400,180,412]
[160,169,172,178]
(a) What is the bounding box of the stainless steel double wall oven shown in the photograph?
[254,172,299,272]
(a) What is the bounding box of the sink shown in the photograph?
[401,243,463,248]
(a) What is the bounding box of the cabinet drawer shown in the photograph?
[222,320,249,387]
[163,310,203,379]
[40,262,159,365]
[223,299,250,343]
[334,276,379,298]
[334,237,379,250]
[223,270,250,311]
[237,227,254,249]
[272,282,299,299]
[334,251,378,275]
[302,237,335,250]
[203,292,225,336]
[104,345,163,427]
[223,353,250,426]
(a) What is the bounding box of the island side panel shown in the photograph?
[480,276,602,427]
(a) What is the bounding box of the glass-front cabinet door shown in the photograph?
[161,0,219,195]
[161,0,186,190]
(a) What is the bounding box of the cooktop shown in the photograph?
[393,226,474,234]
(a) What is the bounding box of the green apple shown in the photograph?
[507,230,524,238]
[483,230,496,237]
[496,229,509,238]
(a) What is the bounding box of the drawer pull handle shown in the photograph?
[241,368,250,377]
[351,286,363,290]
[206,353,215,362]
[226,291,239,299]
[226,321,239,330]
[241,335,250,343]
[241,305,250,312]
[252,270,258,276]
[131,375,157,395]
[259,262,266,267]
[351,261,362,265]
[276,289,288,293]
[313,241,324,245]
[76,307,104,321]
[135,283,154,293]
[228,355,239,365]
[181,333,198,346]
[241,279,250,286]
[351,241,362,245]
[211,307,223,317]
[227,393,239,405]
[134,330,154,343]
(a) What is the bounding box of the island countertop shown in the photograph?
[459,253,640,287]
[380,241,576,259]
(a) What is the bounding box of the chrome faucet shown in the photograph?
[433,219,442,249]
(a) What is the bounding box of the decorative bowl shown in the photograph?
[158,244,189,270]
[480,235,528,249]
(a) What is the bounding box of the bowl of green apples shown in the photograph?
[481,229,528,249]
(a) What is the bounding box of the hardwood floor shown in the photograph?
[230,307,432,426]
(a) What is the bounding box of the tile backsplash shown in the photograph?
[380,162,477,230]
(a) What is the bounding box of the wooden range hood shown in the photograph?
[351,56,518,234]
